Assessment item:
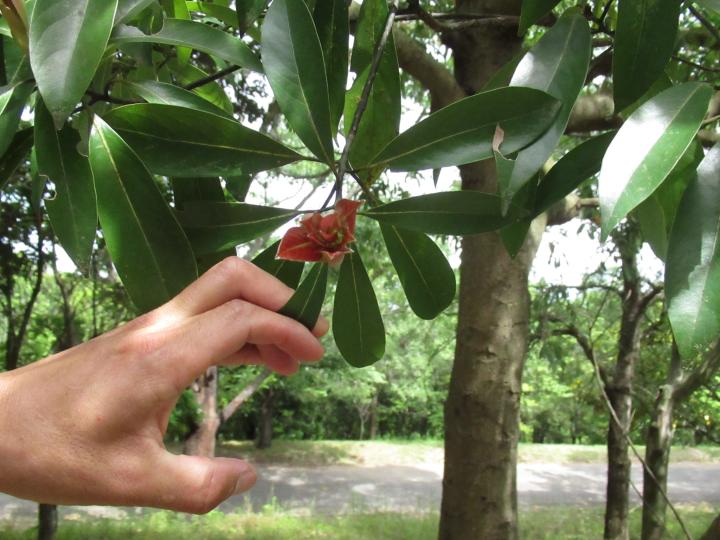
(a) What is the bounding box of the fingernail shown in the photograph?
[233,467,257,495]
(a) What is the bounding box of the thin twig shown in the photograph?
[589,353,693,540]
[335,1,398,201]
[673,54,720,73]
[688,2,720,45]
[86,90,138,106]
[183,64,241,90]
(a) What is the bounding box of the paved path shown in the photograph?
[1,463,718,522]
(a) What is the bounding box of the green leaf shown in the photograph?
[314,0,348,135]
[226,174,252,202]
[186,2,238,27]
[235,0,268,31]
[613,0,682,112]
[333,250,385,368]
[111,18,263,72]
[166,59,233,114]
[171,177,225,210]
[30,0,118,127]
[370,87,561,172]
[345,0,400,173]
[697,0,720,13]
[119,80,230,116]
[500,180,538,258]
[519,0,561,34]
[0,81,34,157]
[502,12,591,203]
[380,225,455,320]
[534,131,616,216]
[261,0,333,164]
[253,240,304,289]
[599,82,712,238]
[35,100,97,271]
[88,116,197,313]
[280,263,328,330]
[635,141,705,260]
[363,192,516,235]
[115,0,156,26]
[666,144,720,357]
[175,201,299,254]
[104,103,302,177]
[0,127,33,192]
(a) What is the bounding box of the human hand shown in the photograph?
[0,257,327,513]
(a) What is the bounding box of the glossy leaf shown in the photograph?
[500,180,537,258]
[0,81,33,157]
[88,116,197,313]
[120,80,229,116]
[345,0,401,174]
[534,131,616,216]
[519,0,561,34]
[635,141,705,260]
[226,174,253,202]
[501,13,591,204]
[613,0,682,112]
[370,87,561,172]
[262,0,333,164]
[333,250,385,368]
[236,0,268,31]
[30,0,118,127]
[0,127,32,191]
[171,177,225,210]
[666,144,720,357]
[104,104,302,177]
[252,240,304,289]
[599,82,712,238]
[280,263,328,330]
[115,0,156,25]
[175,201,299,254]
[381,225,455,320]
[166,59,233,114]
[112,19,263,72]
[186,2,238,27]
[363,192,515,235]
[314,0,348,134]
[35,101,97,271]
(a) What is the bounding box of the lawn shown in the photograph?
[215,440,720,467]
[1,505,717,539]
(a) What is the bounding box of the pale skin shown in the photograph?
[0,257,328,514]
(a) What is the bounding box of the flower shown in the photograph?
[277,199,363,266]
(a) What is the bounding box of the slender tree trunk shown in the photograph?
[369,393,379,440]
[256,389,274,450]
[184,367,220,458]
[37,504,57,540]
[439,1,539,539]
[604,225,643,540]
[641,385,675,540]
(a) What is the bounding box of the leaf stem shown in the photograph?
[335,1,398,202]
[688,2,720,45]
[183,64,241,91]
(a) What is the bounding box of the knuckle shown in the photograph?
[224,298,251,318]
[213,256,249,285]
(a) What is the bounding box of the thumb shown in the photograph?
[151,454,257,514]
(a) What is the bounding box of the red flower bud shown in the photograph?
[277,199,364,267]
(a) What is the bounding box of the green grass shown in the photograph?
[1,505,717,539]
[214,440,720,467]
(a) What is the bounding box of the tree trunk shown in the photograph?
[37,504,57,540]
[439,1,537,539]
[701,514,720,540]
[641,385,675,540]
[369,393,379,440]
[604,225,643,540]
[256,389,274,450]
[184,367,220,458]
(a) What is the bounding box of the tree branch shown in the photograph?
[393,27,465,108]
[220,368,273,424]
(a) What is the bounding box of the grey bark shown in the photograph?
[256,389,275,450]
[184,367,220,458]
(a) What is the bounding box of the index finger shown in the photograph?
[161,257,329,336]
